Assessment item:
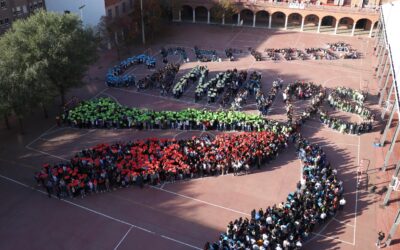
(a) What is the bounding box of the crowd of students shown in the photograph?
[328,42,361,59]
[106,54,156,87]
[262,43,360,61]
[283,81,374,135]
[206,135,345,250]
[256,80,282,116]
[35,130,291,198]
[161,47,188,62]
[172,66,205,99]
[225,48,243,61]
[195,46,220,62]
[62,97,284,132]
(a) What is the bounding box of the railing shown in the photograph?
[234,0,379,14]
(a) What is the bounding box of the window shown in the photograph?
[108,9,112,17]
[122,2,126,13]
[4,18,9,24]
[115,5,119,17]
[129,0,133,9]
[0,0,6,8]
[0,19,3,25]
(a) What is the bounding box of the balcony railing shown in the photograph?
[234,0,379,14]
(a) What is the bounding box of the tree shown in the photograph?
[0,10,98,132]
[131,0,168,42]
[211,0,239,23]
[1,11,98,106]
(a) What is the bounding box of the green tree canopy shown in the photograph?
[0,10,98,109]
[211,0,239,22]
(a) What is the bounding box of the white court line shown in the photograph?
[311,232,355,246]
[332,217,355,228]
[113,226,133,250]
[0,174,202,250]
[353,136,360,245]
[102,92,121,105]
[150,185,250,217]
[25,146,68,161]
[160,235,202,250]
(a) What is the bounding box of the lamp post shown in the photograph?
[78,0,85,23]
[140,0,146,45]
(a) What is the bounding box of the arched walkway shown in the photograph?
[354,18,372,36]
[255,10,270,27]
[303,14,319,32]
[195,6,208,23]
[271,11,286,29]
[371,21,379,37]
[320,15,337,34]
[240,9,254,26]
[181,5,193,22]
[210,6,222,23]
[225,13,238,25]
[287,13,302,30]
[337,17,354,35]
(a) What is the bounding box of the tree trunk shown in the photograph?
[18,117,24,134]
[42,104,49,119]
[4,113,10,130]
[60,87,66,106]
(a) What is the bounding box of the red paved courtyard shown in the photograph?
[0,23,399,250]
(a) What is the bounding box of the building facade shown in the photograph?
[0,0,45,34]
[105,0,134,19]
[174,0,380,37]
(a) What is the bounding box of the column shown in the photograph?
[385,208,400,246]
[351,22,356,36]
[377,50,387,79]
[268,15,272,29]
[193,8,195,23]
[207,10,210,24]
[378,71,391,106]
[178,10,181,22]
[222,13,225,25]
[382,124,400,171]
[237,13,241,25]
[284,15,288,30]
[374,21,381,40]
[253,14,256,27]
[378,56,390,87]
[380,101,396,145]
[369,24,374,38]
[383,160,400,205]
[334,20,339,35]
[375,31,384,56]
[300,17,305,32]
[381,83,394,119]
[317,19,322,33]
[378,43,384,65]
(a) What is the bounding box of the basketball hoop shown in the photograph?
[389,177,400,191]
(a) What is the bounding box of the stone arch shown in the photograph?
[181,5,193,22]
[354,18,373,36]
[271,11,286,28]
[337,17,355,35]
[255,10,270,27]
[320,15,337,34]
[371,21,379,37]
[240,9,254,26]
[195,6,208,22]
[287,13,302,29]
[224,11,239,25]
[355,18,372,30]
[303,14,319,32]
[210,5,222,23]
